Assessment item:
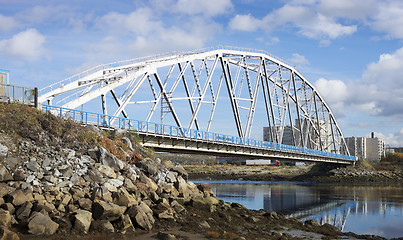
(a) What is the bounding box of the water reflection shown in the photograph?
[192,180,403,239]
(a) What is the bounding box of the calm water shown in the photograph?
[192,180,403,239]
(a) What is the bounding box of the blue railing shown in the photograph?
[42,105,356,161]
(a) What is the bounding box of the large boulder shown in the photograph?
[92,200,126,221]
[115,214,135,233]
[136,158,160,176]
[5,190,28,206]
[114,188,138,207]
[28,212,59,235]
[74,210,92,234]
[191,196,220,212]
[90,147,125,172]
[0,166,12,182]
[172,165,188,180]
[127,202,155,230]
[0,209,11,228]
[0,227,19,240]
[15,201,32,220]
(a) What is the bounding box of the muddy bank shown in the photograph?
[185,164,312,181]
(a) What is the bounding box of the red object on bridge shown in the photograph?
[275,160,280,166]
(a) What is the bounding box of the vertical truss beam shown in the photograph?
[188,56,219,129]
[220,57,243,137]
[178,62,199,130]
[244,58,262,138]
[154,72,182,128]
[291,71,305,147]
[262,60,278,143]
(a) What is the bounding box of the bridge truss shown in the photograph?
[39,46,350,156]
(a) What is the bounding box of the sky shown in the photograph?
[1,0,403,147]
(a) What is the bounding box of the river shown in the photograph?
[192,180,403,239]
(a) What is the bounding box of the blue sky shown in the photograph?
[1,0,403,146]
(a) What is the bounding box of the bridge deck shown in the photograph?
[42,105,357,165]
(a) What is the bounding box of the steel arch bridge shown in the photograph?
[39,46,354,164]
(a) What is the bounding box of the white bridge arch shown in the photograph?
[39,46,350,156]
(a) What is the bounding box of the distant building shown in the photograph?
[263,118,332,152]
[344,133,385,161]
[0,69,9,85]
[0,70,10,102]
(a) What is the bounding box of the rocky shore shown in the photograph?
[0,104,394,240]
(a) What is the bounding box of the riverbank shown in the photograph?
[184,160,403,184]
[0,104,393,240]
[185,164,311,181]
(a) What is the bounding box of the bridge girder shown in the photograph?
[39,46,350,155]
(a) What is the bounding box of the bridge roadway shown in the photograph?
[42,105,356,165]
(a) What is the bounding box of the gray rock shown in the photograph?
[115,188,138,207]
[136,158,160,176]
[1,203,15,214]
[172,165,188,180]
[6,190,28,206]
[127,202,155,230]
[15,201,32,220]
[115,214,135,233]
[78,198,92,211]
[92,200,126,221]
[165,171,178,183]
[191,197,219,212]
[28,212,59,235]
[4,157,19,169]
[97,165,116,179]
[74,210,92,234]
[121,137,133,151]
[0,144,8,158]
[25,161,40,172]
[98,147,125,171]
[0,166,12,182]
[91,220,115,233]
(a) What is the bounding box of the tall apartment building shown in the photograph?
[344,133,385,161]
[263,118,332,152]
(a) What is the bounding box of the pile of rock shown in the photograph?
[0,133,213,238]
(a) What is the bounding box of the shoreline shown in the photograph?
[184,164,403,184]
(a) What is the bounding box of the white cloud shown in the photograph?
[229,4,357,43]
[371,1,403,39]
[297,14,357,39]
[229,14,261,31]
[91,8,221,64]
[0,14,20,31]
[360,46,403,116]
[0,28,45,60]
[317,0,378,19]
[173,0,233,17]
[289,53,309,66]
[314,78,349,117]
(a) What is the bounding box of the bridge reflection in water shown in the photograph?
[197,181,403,238]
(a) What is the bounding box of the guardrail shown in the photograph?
[42,105,356,162]
[0,84,38,107]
